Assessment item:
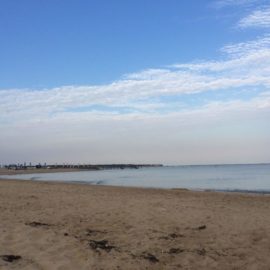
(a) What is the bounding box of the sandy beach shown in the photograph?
[1,177,270,270]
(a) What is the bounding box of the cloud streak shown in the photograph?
[238,6,270,28]
[1,35,270,130]
[214,0,261,8]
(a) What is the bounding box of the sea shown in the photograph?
[1,164,270,193]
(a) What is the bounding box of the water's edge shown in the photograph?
[1,176,270,195]
[1,164,270,194]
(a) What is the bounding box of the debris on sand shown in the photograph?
[89,240,115,252]
[0,255,22,263]
[168,248,185,254]
[86,229,107,236]
[195,225,206,230]
[169,233,184,238]
[25,221,51,227]
[141,252,159,263]
[196,248,206,256]
[160,233,184,240]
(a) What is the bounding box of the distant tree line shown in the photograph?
[1,163,163,170]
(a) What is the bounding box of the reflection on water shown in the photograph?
[1,164,270,193]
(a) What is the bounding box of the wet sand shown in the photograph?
[0,178,270,269]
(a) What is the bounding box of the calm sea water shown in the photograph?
[2,164,270,193]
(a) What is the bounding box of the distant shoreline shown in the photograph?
[0,164,163,176]
[0,168,88,176]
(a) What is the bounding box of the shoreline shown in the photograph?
[1,168,270,195]
[1,179,270,269]
[1,177,269,197]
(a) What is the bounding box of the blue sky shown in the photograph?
[0,0,266,88]
[0,0,270,164]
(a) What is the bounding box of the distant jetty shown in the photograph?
[2,163,163,171]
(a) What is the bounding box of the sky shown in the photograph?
[0,0,270,165]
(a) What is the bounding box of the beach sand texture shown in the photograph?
[1,179,270,269]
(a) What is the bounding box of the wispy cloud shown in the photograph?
[221,34,270,55]
[1,35,270,126]
[214,0,260,8]
[238,6,270,28]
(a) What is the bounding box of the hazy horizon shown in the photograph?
[1,162,270,167]
[1,0,270,165]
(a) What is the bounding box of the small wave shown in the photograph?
[96,180,105,185]
[30,177,40,181]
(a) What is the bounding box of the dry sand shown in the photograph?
[0,176,270,269]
